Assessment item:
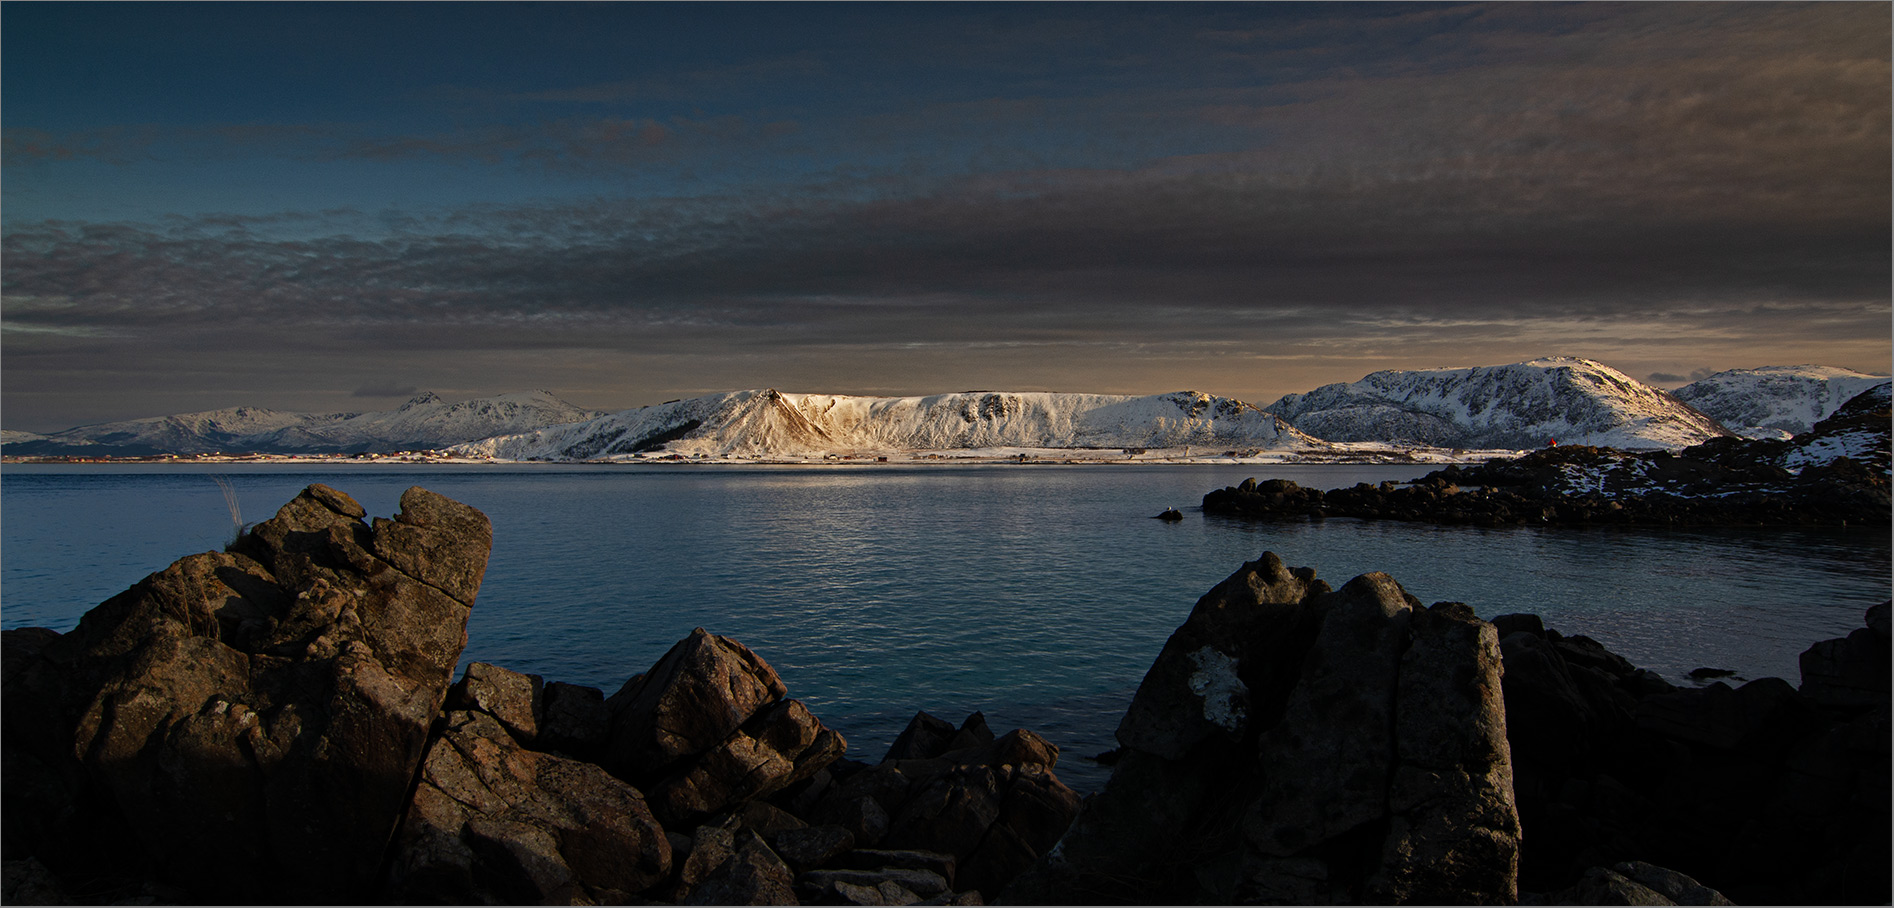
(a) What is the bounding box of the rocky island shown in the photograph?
[1204,384,1891,527]
[3,485,1887,904]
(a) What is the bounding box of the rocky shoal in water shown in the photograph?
[3,485,1887,905]
[1203,387,1891,527]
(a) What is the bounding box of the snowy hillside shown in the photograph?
[1266,357,1729,450]
[453,389,1326,460]
[1780,382,1891,474]
[3,391,603,456]
[1673,365,1890,440]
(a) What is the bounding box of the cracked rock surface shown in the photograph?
[1,484,491,903]
[1008,552,1519,905]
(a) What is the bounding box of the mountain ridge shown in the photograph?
[1266,357,1730,450]
[1673,365,1890,440]
[2,390,604,457]
[8,359,1883,459]
[450,388,1325,461]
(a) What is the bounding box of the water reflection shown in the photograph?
[4,463,1887,794]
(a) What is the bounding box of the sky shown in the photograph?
[3,2,1889,432]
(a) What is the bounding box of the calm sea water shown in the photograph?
[4,463,1888,792]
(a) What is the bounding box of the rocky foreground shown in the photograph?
[3,485,1888,905]
[1205,384,1891,527]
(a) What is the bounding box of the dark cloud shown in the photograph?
[3,2,1888,430]
[352,382,419,398]
[1,125,162,165]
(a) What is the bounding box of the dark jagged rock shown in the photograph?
[646,696,847,827]
[1498,602,1890,905]
[729,800,810,837]
[537,680,610,760]
[385,709,673,904]
[447,660,543,744]
[886,711,959,762]
[1798,600,1891,709]
[2,484,1087,906]
[599,627,848,829]
[668,824,737,903]
[684,828,799,906]
[1008,553,1519,905]
[1,484,491,904]
[606,628,792,781]
[769,825,857,871]
[799,866,951,902]
[801,716,1079,902]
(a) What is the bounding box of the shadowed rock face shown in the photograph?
[1497,603,1890,906]
[1008,552,1520,905]
[386,710,674,904]
[4,483,1080,906]
[1,484,490,903]
[602,628,847,829]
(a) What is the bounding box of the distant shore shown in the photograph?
[2,443,1527,467]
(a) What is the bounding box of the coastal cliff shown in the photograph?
[3,486,1886,904]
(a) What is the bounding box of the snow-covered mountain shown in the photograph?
[452,389,1325,460]
[1673,365,1890,440]
[1266,357,1729,450]
[1779,382,1892,474]
[3,391,604,456]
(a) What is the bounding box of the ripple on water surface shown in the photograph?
[4,463,1887,793]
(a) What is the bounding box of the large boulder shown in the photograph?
[0,485,491,903]
[1496,608,1889,905]
[606,628,792,781]
[385,709,673,904]
[802,720,1080,901]
[1007,553,1519,905]
[647,697,848,827]
[1798,601,1891,709]
[603,628,848,828]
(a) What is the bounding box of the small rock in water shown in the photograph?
[1154,508,1184,521]
[1687,666,1738,682]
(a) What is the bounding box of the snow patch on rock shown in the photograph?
[1186,647,1248,733]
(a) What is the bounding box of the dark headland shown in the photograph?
[3,484,1887,905]
[1204,384,1891,528]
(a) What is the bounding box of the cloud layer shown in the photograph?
[3,3,1888,430]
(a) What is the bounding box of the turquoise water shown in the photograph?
[4,463,1887,792]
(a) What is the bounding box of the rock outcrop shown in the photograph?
[1496,603,1890,905]
[387,708,674,904]
[1,484,492,903]
[604,628,848,827]
[13,485,1878,905]
[1007,553,1521,904]
[1206,386,1891,527]
[1,484,1078,904]
[1006,554,1889,906]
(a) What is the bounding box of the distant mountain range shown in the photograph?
[5,359,1887,461]
[1265,357,1732,450]
[1,391,603,457]
[1672,365,1889,440]
[451,389,1321,460]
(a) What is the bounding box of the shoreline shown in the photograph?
[6,484,1882,904]
[3,443,1527,467]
